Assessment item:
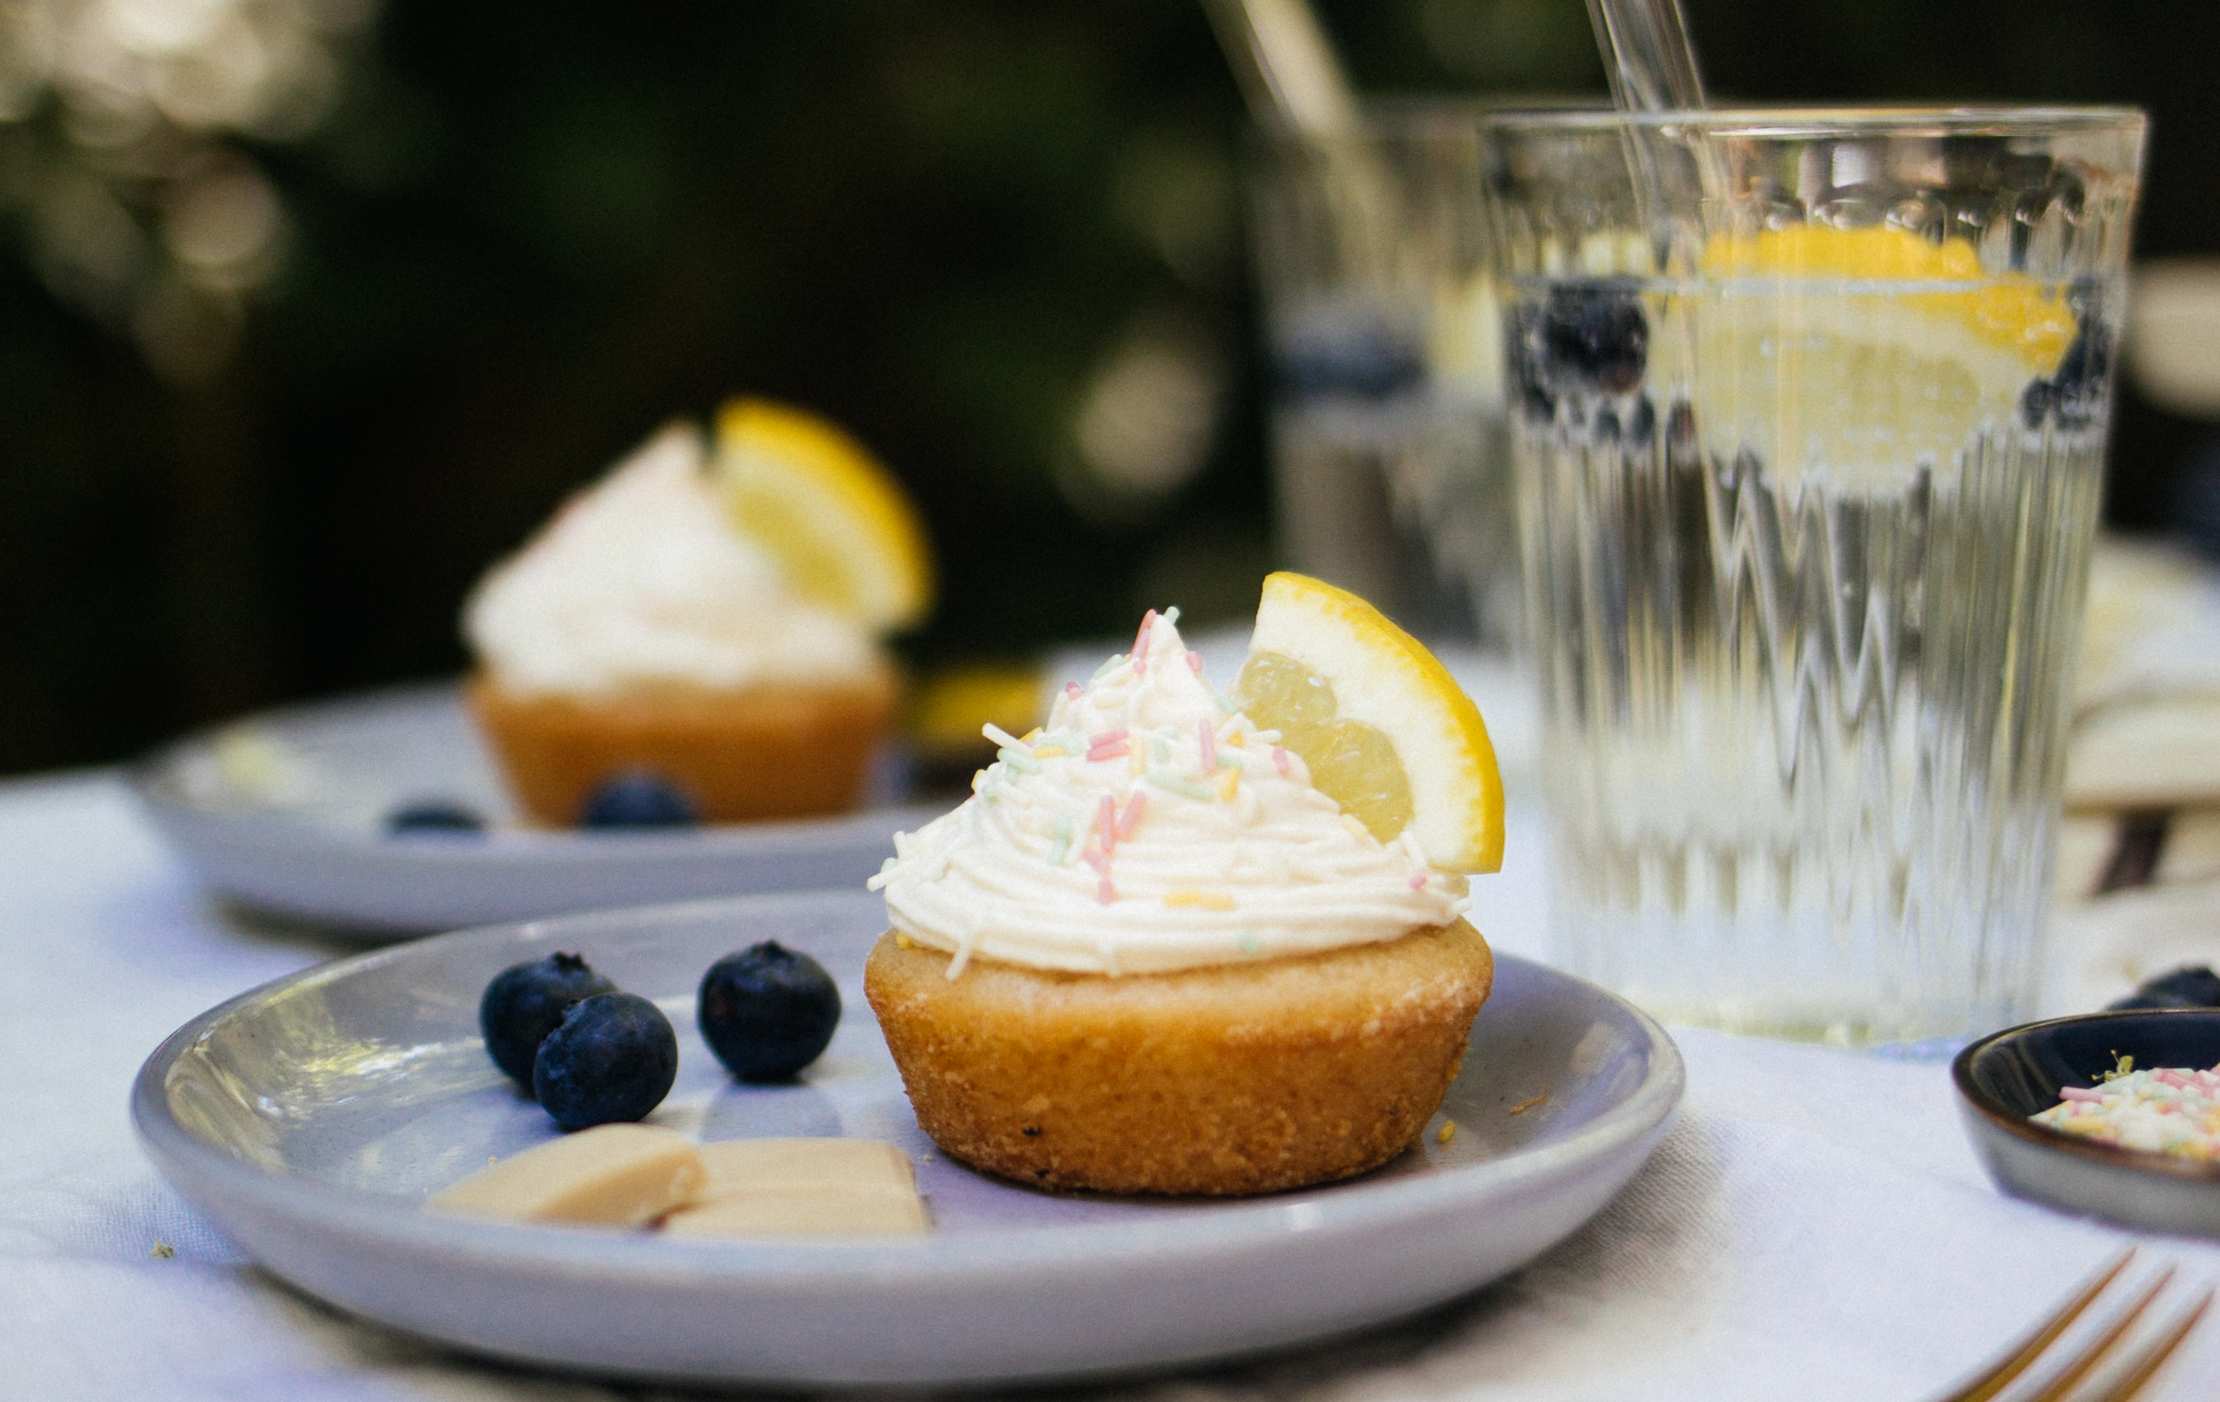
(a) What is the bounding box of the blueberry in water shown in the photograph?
[1507,305,1556,422]
[385,799,485,835]
[1540,285,1647,395]
[2137,965,2220,1008]
[479,952,617,1085]
[532,992,680,1131]
[580,771,698,829]
[698,941,842,1082]
[1628,395,1658,445]
[2049,319,2114,428]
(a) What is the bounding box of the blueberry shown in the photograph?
[532,992,680,1131]
[2050,319,2114,428]
[2137,965,2220,1008]
[697,941,841,1082]
[580,771,699,829]
[479,951,617,1086]
[386,799,485,836]
[1628,396,1657,445]
[1277,320,1426,401]
[1540,285,1647,395]
[1506,305,1556,423]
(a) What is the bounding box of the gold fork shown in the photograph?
[1941,1248,2213,1402]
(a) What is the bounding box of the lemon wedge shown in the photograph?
[1236,571,1503,873]
[713,398,934,631]
[1664,226,2078,482]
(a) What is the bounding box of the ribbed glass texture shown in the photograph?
[1483,109,2146,1043]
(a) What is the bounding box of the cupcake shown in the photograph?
[866,574,1504,1195]
[463,404,929,826]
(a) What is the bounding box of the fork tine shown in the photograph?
[1941,1248,2136,1402]
[2088,1286,2214,1402]
[2024,1265,2176,1402]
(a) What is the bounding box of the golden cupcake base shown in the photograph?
[864,920,1493,1196]
[466,670,896,826]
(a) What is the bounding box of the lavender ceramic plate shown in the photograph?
[128,682,938,934]
[132,889,1682,1388]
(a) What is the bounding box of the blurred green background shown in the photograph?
[5,0,2217,774]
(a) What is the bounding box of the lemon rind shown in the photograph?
[1249,571,1504,873]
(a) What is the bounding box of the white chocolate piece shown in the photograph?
[428,1125,704,1227]
[692,1138,917,1202]
[662,1188,929,1239]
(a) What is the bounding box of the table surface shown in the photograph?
[9,765,2220,1402]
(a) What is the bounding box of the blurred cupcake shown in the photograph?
[463,402,930,825]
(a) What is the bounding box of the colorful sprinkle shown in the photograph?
[1131,609,1158,674]
[1271,746,1293,777]
[1223,730,1245,750]
[1214,768,1240,803]
[1409,872,1429,891]
[1164,889,1236,911]
[1186,650,1204,674]
[1095,794,1119,854]
[982,723,1029,752]
[1048,817,1074,866]
[1088,727,1129,748]
[1116,791,1148,839]
[1147,769,1216,801]
[1065,681,1083,700]
[1031,745,1067,759]
[1080,844,1108,873]
[1198,718,1218,773]
[1096,874,1118,905]
[1087,739,1131,762]
[996,749,1039,774]
[1436,1121,1457,1145]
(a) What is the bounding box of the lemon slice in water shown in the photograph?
[1665,226,2078,482]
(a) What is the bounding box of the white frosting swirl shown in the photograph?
[869,610,1466,976]
[463,424,881,697]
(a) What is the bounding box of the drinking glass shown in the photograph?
[1247,104,1518,650]
[1482,108,2147,1043]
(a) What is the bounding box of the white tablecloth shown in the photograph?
[8,769,2220,1401]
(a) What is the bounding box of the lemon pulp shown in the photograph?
[1235,652,1414,845]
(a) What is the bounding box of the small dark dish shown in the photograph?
[1954,1010,2220,1236]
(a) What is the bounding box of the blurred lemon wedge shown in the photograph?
[1236,571,1503,873]
[713,398,934,631]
